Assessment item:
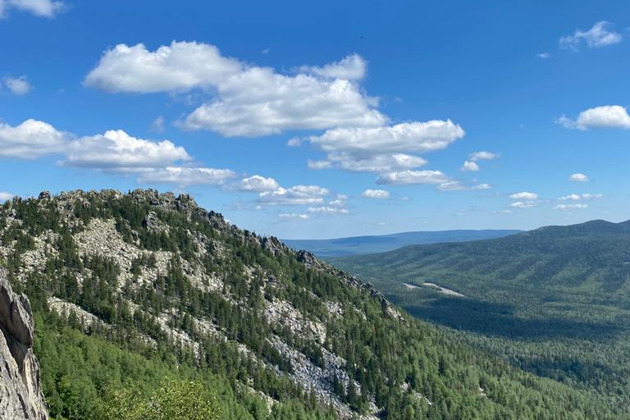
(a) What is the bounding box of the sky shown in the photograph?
[1,0,629,239]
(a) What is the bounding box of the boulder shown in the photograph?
[0,270,48,420]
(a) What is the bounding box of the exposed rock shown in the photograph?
[0,270,48,420]
[142,211,160,230]
[37,191,50,201]
[262,237,287,257]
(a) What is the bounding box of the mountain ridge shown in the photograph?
[284,229,521,258]
[0,189,617,419]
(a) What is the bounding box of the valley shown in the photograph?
[332,221,630,417]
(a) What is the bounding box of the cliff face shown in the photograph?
[0,270,48,420]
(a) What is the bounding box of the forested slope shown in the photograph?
[332,220,630,417]
[0,191,617,419]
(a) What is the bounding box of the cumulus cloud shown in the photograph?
[300,54,367,80]
[362,189,390,199]
[278,213,310,221]
[438,181,491,192]
[461,161,479,172]
[239,175,280,192]
[558,105,630,130]
[511,201,538,209]
[64,130,191,171]
[304,120,463,156]
[558,193,602,201]
[85,42,387,137]
[555,203,588,210]
[307,206,349,215]
[560,21,622,50]
[0,0,64,18]
[468,151,499,161]
[537,52,551,59]
[0,192,13,202]
[377,170,450,186]
[259,185,329,206]
[307,160,333,170]
[324,152,428,173]
[0,118,241,189]
[0,119,68,159]
[301,120,464,172]
[3,76,31,95]
[328,195,347,208]
[510,192,538,201]
[569,173,589,182]
[84,42,242,93]
[138,167,236,187]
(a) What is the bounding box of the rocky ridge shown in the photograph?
[0,189,402,418]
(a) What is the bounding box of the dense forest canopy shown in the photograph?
[332,220,630,417]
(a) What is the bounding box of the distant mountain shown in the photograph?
[0,190,611,419]
[284,229,521,257]
[331,219,630,415]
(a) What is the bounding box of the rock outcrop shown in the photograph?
[0,270,48,420]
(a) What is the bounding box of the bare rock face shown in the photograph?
[0,270,48,420]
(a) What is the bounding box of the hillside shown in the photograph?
[332,220,630,415]
[0,190,616,419]
[283,230,520,258]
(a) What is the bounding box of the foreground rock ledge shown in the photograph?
[0,270,48,420]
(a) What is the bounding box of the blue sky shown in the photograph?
[1,0,629,239]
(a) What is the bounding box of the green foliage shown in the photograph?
[333,220,630,417]
[101,380,221,420]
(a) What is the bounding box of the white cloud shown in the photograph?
[300,54,367,80]
[324,152,428,173]
[278,213,310,221]
[64,130,191,171]
[510,192,538,200]
[85,42,243,93]
[0,0,64,18]
[559,193,602,201]
[181,71,386,136]
[511,201,538,209]
[328,195,347,207]
[569,173,589,182]
[461,161,479,172]
[85,42,387,137]
[555,203,588,210]
[138,167,236,187]
[302,120,464,173]
[0,192,13,202]
[537,52,551,59]
[437,181,491,192]
[3,76,31,95]
[0,118,241,190]
[0,119,67,159]
[377,170,450,186]
[468,151,499,161]
[307,159,333,170]
[305,120,464,155]
[558,105,630,130]
[150,116,165,133]
[560,21,622,50]
[239,175,280,192]
[362,189,390,199]
[259,185,329,206]
[307,206,349,215]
